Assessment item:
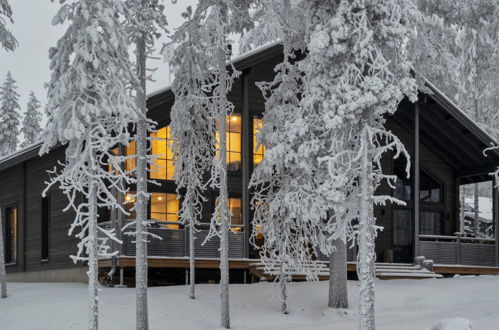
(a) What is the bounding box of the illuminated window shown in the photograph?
[124,192,136,220]
[126,141,136,174]
[216,115,242,171]
[253,118,265,166]
[150,192,180,229]
[215,197,243,232]
[151,126,175,181]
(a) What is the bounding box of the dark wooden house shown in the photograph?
[2,43,499,283]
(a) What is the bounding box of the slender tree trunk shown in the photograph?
[88,180,99,330]
[280,274,288,314]
[0,211,7,298]
[135,36,149,330]
[218,112,231,329]
[329,236,348,309]
[217,45,230,329]
[189,205,196,299]
[358,130,376,330]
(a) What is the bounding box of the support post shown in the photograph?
[414,102,420,258]
[493,179,499,266]
[241,70,252,259]
[456,233,461,265]
[118,144,126,256]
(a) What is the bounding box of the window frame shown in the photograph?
[41,194,50,262]
[150,125,176,182]
[4,203,19,266]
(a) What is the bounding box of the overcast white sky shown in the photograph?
[0,0,196,119]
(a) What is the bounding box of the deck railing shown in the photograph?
[98,220,246,259]
[419,234,496,266]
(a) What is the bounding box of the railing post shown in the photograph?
[456,233,461,265]
[185,226,190,257]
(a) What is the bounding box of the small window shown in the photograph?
[150,126,175,181]
[253,117,265,166]
[420,170,442,203]
[4,206,18,264]
[41,196,50,261]
[150,192,180,229]
[216,115,242,172]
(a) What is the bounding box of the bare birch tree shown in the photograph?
[168,4,214,300]
[42,1,139,329]
[123,2,167,329]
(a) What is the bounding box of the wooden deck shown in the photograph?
[99,257,499,277]
[99,257,253,270]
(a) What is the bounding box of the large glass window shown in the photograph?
[420,211,442,235]
[217,115,242,171]
[150,192,180,229]
[150,126,175,181]
[4,206,17,264]
[394,158,411,201]
[460,181,494,238]
[253,117,265,166]
[420,170,442,203]
[215,197,243,232]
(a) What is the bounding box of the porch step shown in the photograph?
[375,258,443,280]
[249,257,443,281]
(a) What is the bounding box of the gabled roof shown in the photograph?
[0,42,497,180]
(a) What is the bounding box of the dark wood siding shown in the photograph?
[0,163,25,273]
[374,117,457,261]
[24,147,80,272]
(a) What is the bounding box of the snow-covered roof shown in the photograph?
[147,40,282,100]
[0,41,497,172]
[0,141,44,171]
[422,77,498,149]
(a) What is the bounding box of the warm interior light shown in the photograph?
[125,194,131,202]
[158,196,163,201]
[231,116,238,122]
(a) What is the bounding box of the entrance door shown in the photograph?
[393,209,413,263]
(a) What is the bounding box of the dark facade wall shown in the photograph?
[374,116,457,261]
[24,147,80,272]
[0,163,25,273]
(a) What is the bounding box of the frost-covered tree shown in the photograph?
[0,0,17,51]
[251,52,330,314]
[247,0,333,315]
[249,1,417,328]
[123,1,167,328]
[41,1,139,329]
[0,71,20,157]
[0,0,16,300]
[204,3,238,328]
[21,92,42,147]
[315,2,417,329]
[169,5,214,300]
[194,0,252,327]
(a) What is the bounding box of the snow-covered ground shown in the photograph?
[1,276,498,329]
